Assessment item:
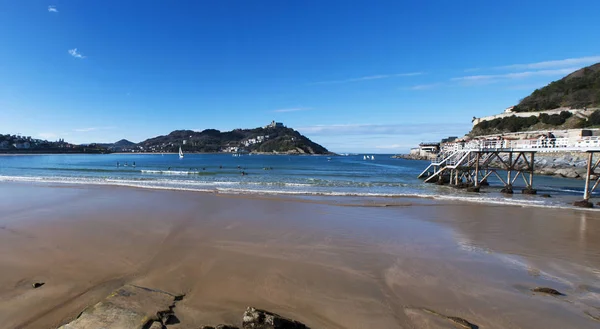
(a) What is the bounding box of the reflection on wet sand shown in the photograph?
[0,183,599,328]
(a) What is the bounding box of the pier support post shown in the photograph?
[583,152,593,201]
[523,152,537,195]
[501,152,513,194]
[575,152,595,208]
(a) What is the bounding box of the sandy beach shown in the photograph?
[1,183,599,328]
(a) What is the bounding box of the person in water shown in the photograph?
[116,162,120,167]
[132,162,136,167]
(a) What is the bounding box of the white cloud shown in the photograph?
[74,126,115,132]
[68,48,86,59]
[496,56,600,71]
[297,123,469,136]
[272,108,311,113]
[312,72,423,85]
[408,83,444,90]
[451,68,579,83]
[374,144,406,149]
[39,132,58,139]
[48,5,58,13]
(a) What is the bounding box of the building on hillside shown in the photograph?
[504,106,515,113]
[410,142,440,157]
[265,120,284,128]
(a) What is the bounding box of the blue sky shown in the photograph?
[1,1,600,153]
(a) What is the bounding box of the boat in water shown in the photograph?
[179,146,184,159]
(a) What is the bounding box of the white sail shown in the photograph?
[371,155,375,160]
[363,155,367,160]
[179,146,184,158]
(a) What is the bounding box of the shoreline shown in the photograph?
[1,183,599,328]
[0,177,597,212]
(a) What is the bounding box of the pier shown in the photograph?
[417,136,600,206]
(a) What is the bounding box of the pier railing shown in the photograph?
[442,136,600,153]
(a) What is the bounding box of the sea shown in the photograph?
[0,153,594,209]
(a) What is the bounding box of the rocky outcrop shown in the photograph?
[242,307,309,329]
[57,285,183,329]
[392,154,436,161]
[58,288,311,329]
[488,152,594,180]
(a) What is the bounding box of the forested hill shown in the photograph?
[513,63,600,112]
[139,126,330,154]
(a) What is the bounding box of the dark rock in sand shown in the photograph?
[531,287,565,296]
[447,316,479,329]
[467,186,480,193]
[32,282,45,288]
[573,200,593,208]
[242,307,309,329]
[522,188,537,195]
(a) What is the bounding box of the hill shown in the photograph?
[97,139,138,152]
[512,63,600,112]
[138,125,330,154]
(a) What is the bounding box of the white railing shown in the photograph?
[446,136,600,152]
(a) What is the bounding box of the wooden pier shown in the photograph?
[418,137,600,207]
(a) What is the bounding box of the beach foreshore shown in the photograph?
[1,183,599,328]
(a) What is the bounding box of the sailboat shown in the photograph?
[371,155,375,160]
[363,155,367,160]
[179,146,184,159]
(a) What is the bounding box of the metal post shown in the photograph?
[474,152,480,187]
[529,152,534,188]
[584,152,593,200]
[506,152,512,187]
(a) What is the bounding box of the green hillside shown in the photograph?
[139,126,330,154]
[512,63,600,112]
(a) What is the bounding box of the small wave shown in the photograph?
[0,175,597,211]
[141,170,213,175]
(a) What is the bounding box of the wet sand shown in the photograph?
[1,183,599,328]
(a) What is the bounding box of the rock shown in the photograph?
[57,285,182,329]
[541,194,552,198]
[242,307,309,329]
[32,282,45,289]
[500,186,513,194]
[447,316,478,329]
[531,287,565,296]
[467,186,480,193]
[554,168,579,178]
[573,200,594,208]
[149,321,164,329]
[522,188,537,195]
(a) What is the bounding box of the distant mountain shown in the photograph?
[138,125,330,154]
[97,139,138,152]
[513,63,600,112]
[113,139,136,147]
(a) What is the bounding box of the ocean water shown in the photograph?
[0,153,594,208]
